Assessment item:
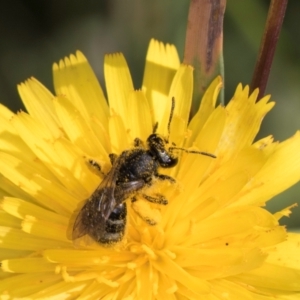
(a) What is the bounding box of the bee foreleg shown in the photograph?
[134,138,144,148]
[87,159,105,176]
[109,153,118,165]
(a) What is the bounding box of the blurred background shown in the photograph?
[0,0,300,228]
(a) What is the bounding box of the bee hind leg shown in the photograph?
[142,193,168,205]
[154,173,176,184]
[131,197,160,226]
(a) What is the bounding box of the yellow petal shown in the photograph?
[0,273,66,298]
[274,204,297,221]
[152,252,210,295]
[10,113,92,199]
[53,51,109,128]
[127,90,152,142]
[104,53,134,123]
[236,262,300,292]
[53,96,107,157]
[1,197,68,225]
[142,39,180,124]
[177,105,226,194]
[218,85,274,163]
[0,210,21,229]
[109,114,129,153]
[52,138,100,194]
[0,227,69,250]
[165,64,193,145]
[2,257,55,273]
[0,153,79,215]
[0,248,30,262]
[188,76,223,145]
[267,233,300,270]
[236,131,300,206]
[210,279,254,300]
[0,173,35,204]
[21,215,69,242]
[18,78,62,138]
[27,280,88,299]
[136,264,152,300]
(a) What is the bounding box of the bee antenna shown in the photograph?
[169,147,216,159]
[152,122,158,134]
[167,97,175,142]
[152,98,175,137]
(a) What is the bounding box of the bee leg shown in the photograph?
[131,197,158,226]
[87,159,105,176]
[134,138,144,147]
[131,196,137,203]
[109,153,118,165]
[142,194,168,205]
[154,173,176,183]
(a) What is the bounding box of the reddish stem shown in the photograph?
[250,0,288,100]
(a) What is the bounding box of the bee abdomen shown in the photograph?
[99,203,127,244]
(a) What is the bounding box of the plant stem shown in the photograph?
[250,0,288,100]
[184,0,226,116]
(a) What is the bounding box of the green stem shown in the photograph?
[250,0,288,100]
[184,0,226,117]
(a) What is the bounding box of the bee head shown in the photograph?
[148,97,216,167]
[147,133,178,168]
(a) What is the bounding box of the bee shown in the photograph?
[72,98,216,245]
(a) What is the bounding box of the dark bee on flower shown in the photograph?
[72,98,216,245]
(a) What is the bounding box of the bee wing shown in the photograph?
[72,200,103,240]
[96,153,130,218]
[72,154,125,240]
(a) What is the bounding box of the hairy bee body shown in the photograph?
[72,144,174,244]
[72,99,215,245]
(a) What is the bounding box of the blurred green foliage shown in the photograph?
[1,0,300,228]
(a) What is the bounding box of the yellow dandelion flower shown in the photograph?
[1,39,300,299]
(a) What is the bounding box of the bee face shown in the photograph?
[147,134,178,168]
[72,98,215,246]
